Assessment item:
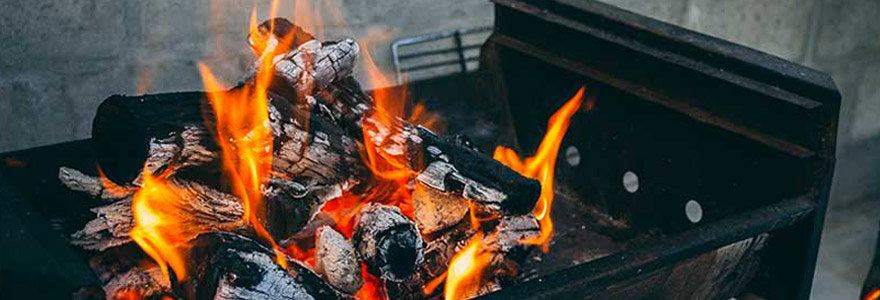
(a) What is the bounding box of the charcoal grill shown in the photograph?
[0,0,839,299]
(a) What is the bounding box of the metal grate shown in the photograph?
[391,26,492,84]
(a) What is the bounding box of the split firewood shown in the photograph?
[244,17,315,84]
[136,126,218,185]
[68,176,247,251]
[412,181,469,234]
[246,17,540,217]
[71,198,134,251]
[352,203,424,282]
[302,51,542,219]
[182,232,354,300]
[59,167,134,201]
[314,226,364,294]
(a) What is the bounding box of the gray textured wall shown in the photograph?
[0,0,494,153]
[0,0,877,298]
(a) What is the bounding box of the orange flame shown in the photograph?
[129,169,193,282]
[198,50,287,269]
[865,288,880,300]
[442,233,493,300]
[494,86,585,252]
[128,1,290,284]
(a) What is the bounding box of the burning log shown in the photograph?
[183,232,354,300]
[310,71,542,219]
[91,89,368,196]
[482,215,542,265]
[387,219,477,300]
[388,215,540,300]
[67,174,247,251]
[314,226,364,294]
[87,88,369,241]
[249,17,541,217]
[89,20,539,221]
[65,17,548,300]
[352,203,425,282]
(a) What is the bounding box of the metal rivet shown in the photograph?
[623,171,638,193]
[565,145,580,167]
[686,200,703,223]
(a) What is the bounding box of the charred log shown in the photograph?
[183,232,354,300]
[91,91,216,184]
[245,18,541,217]
[387,218,476,300]
[388,215,539,300]
[352,203,424,282]
[263,179,331,241]
[91,89,367,192]
[86,245,173,300]
[280,212,336,251]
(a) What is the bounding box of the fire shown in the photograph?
[865,288,880,300]
[129,170,193,282]
[441,233,493,300]
[198,36,286,268]
[435,87,587,300]
[128,5,290,283]
[494,86,586,252]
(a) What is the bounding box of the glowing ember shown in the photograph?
[865,288,880,300]
[494,86,586,252]
[356,263,390,300]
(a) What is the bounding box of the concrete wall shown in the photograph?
[0,0,877,297]
[0,0,494,153]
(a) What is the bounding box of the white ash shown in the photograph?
[314,226,363,294]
